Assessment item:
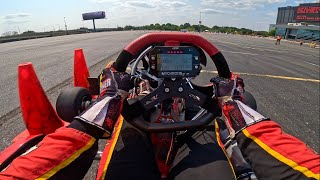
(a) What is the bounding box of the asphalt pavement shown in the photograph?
[0,31,319,179]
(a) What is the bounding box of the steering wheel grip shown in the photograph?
[114,32,231,78]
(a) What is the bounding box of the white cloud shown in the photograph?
[2,13,31,20]
[0,13,32,25]
[4,20,31,24]
[202,8,225,14]
[201,0,286,10]
[268,0,286,2]
[294,0,319,5]
[151,0,189,9]
[91,0,188,8]
[126,1,156,8]
[90,0,119,3]
[170,1,188,7]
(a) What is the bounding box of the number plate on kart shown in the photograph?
[149,46,201,78]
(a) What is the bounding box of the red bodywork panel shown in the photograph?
[0,48,96,172]
[1,62,71,169]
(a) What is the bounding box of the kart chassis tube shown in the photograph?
[114,32,231,78]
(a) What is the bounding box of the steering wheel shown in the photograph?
[114,32,231,132]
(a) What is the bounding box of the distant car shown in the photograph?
[204,30,209,32]
[180,29,188,32]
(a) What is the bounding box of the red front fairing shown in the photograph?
[10,48,91,140]
[0,63,68,169]
[0,48,91,167]
[0,48,112,177]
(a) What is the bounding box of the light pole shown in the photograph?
[64,17,68,34]
[14,26,21,34]
[199,12,202,33]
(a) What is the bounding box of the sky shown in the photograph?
[0,0,319,35]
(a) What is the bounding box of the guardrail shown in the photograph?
[0,30,90,44]
[0,34,52,43]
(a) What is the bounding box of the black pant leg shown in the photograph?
[104,122,161,180]
[105,122,235,180]
[169,128,236,180]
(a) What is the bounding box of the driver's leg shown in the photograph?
[169,125,236,180]
[104,121,161,180]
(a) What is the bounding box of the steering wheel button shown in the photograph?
[178,87,183,92]
[164,88,170,93]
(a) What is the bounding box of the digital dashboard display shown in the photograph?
[158,54,193,71]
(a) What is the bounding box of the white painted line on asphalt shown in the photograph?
[288,50,320,58]
[201,70,320,83]
[302,61,320,67]
[1,39,76,50]
[213,38,320,60]
[214,39,284,53]
[222,50,259,56]
[128,66,319,82]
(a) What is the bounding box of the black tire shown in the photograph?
[56,87,91,122]
[243,91,257,111]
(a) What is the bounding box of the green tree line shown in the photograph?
[121,23,275,37]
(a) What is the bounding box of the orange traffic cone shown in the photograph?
[18,62,65,135]
[74,48,90,88]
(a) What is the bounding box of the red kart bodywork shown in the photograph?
[0,47,120,179]
[0,48,93,167]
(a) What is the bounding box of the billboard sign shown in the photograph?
[294,6,320,22]
[82,11,106,20]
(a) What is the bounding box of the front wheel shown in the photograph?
[56,87,92,122]
[243,91,257,111]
